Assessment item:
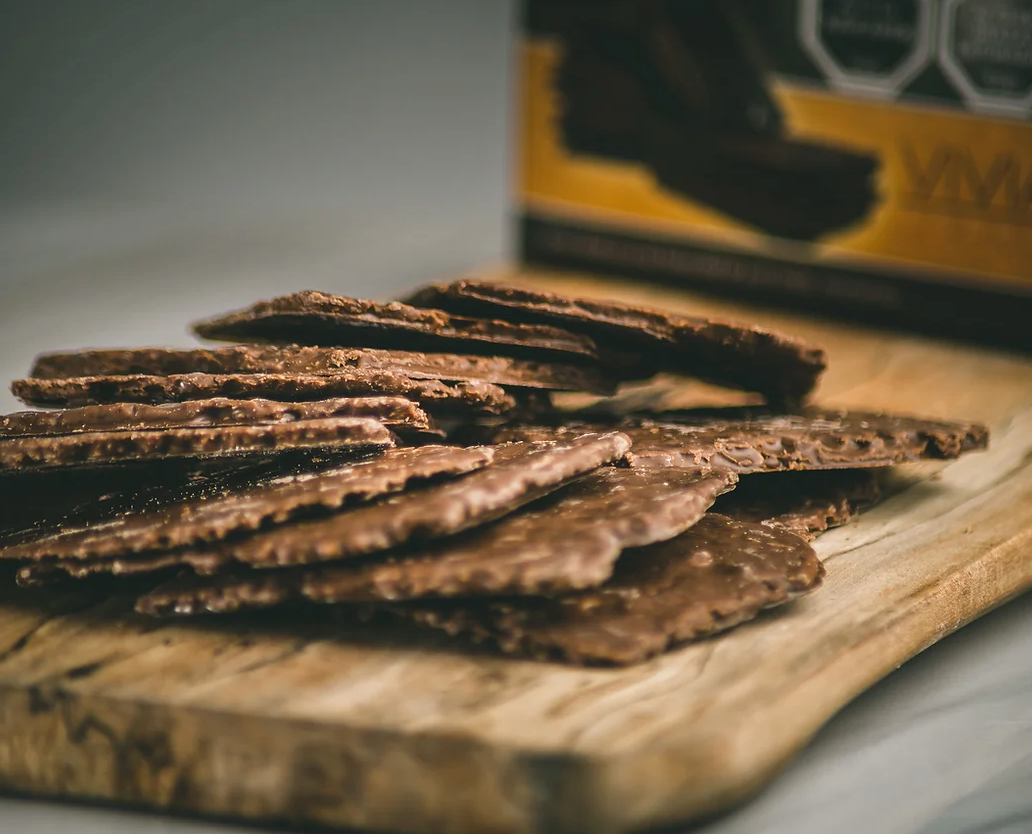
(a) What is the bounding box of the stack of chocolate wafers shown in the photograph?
[0,281,988,665]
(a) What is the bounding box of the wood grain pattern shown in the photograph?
[1,267,1031,834]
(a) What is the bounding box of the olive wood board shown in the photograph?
[0,268,1031,834]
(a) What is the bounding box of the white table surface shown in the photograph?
[0,204,1030,834]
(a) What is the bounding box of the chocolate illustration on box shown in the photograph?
[544,1,880,240]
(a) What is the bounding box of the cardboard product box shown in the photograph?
[515,0,1032,349]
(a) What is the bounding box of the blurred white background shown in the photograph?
[0,0,513,411]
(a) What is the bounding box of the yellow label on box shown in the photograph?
[520,41,1032,286]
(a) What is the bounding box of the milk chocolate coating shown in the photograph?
[12,372,518,416]
[403,280,827,403]
[135,460,734,616]
[0,456,279,548]
[713,469,881,540]
[29,345,613,395]
[0,417,393,473]
[5,445,493,574]
[191,290,601,365]
[31,433,629,587]
[183,432,629,572]
[395,514,823,665]
[0,397,435,438]
[0,446,380,544]
[487,407,989,472]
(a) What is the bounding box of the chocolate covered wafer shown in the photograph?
[713,469,881,540]
[0,417,393,473]
[12,372,519,416]
[0,457,264,547]
[403,280,826,402]
[124,432,630,582]
[394,514,823,665]
[488,408,989,472]
[135,461,734,616]
[29,346,613,395]
[0,397,436,438]
[7,445,495,581]
[0,449,368,552]
[191,290,602,365]
[20,433,631,585]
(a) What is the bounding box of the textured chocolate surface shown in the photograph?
[0,449,368,544]
[29,433,628,586]
[393,514,823,665]
[9,445,494,581]
[0,417,393,473]
[404,280,827,402]
[135,461,734,616]
[191,290,601,365]
[713,470,882,540]
[12,372,519,416]
[487,407,989,472]
[0,456,279,548]
[30,345,613,395]
[0,397,435,438]
[188,432,628,572]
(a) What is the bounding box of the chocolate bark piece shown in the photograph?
[11,372,518,416]
[0,417,393,473]
[712,470,882,540]
[394,514,823,666]
[488,407,989,472]
[17,552,184,586]
[29,346,613,395]
[180,432,630,573]
[7,445,494,579]
[27,433,629,587]
[0,460,227,548]
[191,290,602,366]
[0,451,356,548]
[403,280,826,403]
[0,397,435,438]
[135,461,734,616]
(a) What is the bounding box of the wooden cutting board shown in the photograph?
[1,268,1031,834]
